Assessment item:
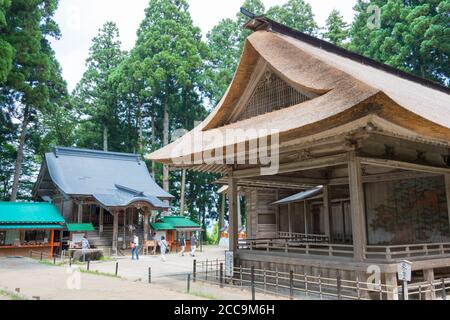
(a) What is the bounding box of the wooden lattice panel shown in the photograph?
[233,71,311,123]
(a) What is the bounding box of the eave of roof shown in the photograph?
[0,202,65,224]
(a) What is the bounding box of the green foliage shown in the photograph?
[0,0,69,200]
[266,0,318,35]
[349,0,450,85]
[73,21,125,152]
[206,222,219,245]
[322,9,350,45]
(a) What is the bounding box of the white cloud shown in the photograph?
[51,0,357,91]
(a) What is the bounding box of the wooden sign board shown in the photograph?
[225,251,234,277]
[397,260,412,282]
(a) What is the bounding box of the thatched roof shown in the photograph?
[147,19,450,165]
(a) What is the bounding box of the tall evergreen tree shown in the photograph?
[349,0,449,86]
[205,18,240,105]
[0,0,13,83]
[322,9,350,46]
[73,21,125,152]
[133,0,207,192]
[2,0,64,201]
[266,0,318,35]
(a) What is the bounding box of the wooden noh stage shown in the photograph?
[147,16,450,299]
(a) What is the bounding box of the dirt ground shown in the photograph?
[0,246,284,300]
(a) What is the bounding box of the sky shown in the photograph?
[51,0,358,91]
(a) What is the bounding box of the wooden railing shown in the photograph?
[278,232,329,243]
[365,243,450,261]
[238,238,354,258]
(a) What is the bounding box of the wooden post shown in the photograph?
[288,203,292,234]
[180,169,186,215]
[219,193,225,236]
[122,209,127,250]
[143,210,150,242]
[423,268,435,300]
[77,201,83,223]
[337,274,342,300]
[289,270,294,300]
[49,229,55,257]
[348,152,367,262]
[237,192,242,231]
[441,278,446,300]
[304,201,308,236]
[228,176,238,253]
[445,175,450,232]
[386,272,399,300]
[148,267,151,283]
[99,207,104,234]
[323,185,331,240]
[251,266,255,300]
[220,263,224,288]
[112,211,119,256]
[193,259,196,282]
[187,274,191,293]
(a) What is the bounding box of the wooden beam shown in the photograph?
[228,176,238,253]
[329,171,440,186]
[348,152,367,262]
[359,157,450,175]
[231,153,348,179]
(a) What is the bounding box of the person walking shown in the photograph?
[131,235,139,260]
[159,236,168,262]
[81,234,90,262]
[190,233,197,257]
[179,234,186,256]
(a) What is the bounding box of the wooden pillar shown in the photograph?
[77,202,83,223]
[143,210,150,241]
[423,268,435,300]
[237,192,242,230]
[122,209,127,249]
[323,185,331,240]
[304,201,308,235]
[180,169,186,215]
[219,193,225,235]
[445,175,450,232]
[385,272,399,300]
[228,176,238,253]
[49,229,55,257]
[112,211,119,256]
[288,203,292,234]
[99,207,104,234]
[348,152,367,262]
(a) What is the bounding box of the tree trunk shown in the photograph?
[103,125,108,152]
[138,102,143,154]
[10,107,30,202]
[180,169,186,215]
[163,96,169,192]
[151,110,156,178]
